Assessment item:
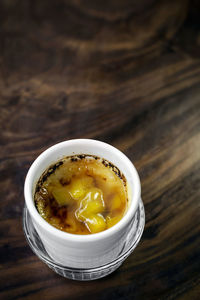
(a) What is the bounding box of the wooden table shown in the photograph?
[0,1,200,299]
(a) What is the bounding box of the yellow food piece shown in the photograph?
[95,177,122,203]
[68,164,79,175]
[106,215,121,228]
[85,214,106,233]
[76,199,104,221]
[85,188,105,214]
[76,188,105,219]
[109,194,122,210]
[85,199,104,215]
[68,176,94,199]
[88,163,116,183]
[52,186,73,206]
[76,188,106,233]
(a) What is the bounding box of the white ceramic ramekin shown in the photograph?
[24,139,141,268]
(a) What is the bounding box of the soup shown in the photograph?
[34,155,128,234]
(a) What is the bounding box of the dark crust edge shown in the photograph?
[35,154,127,194]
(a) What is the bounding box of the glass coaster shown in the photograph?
[23,199,145,281]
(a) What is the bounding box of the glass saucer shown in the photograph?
[23,199,145,281]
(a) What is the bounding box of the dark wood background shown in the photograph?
[0,0,200,299]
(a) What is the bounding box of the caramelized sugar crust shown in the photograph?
[34,155,127,234]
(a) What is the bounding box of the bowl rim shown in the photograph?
[24,139,141,243]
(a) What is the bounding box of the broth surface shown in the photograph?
[34,155,128,234]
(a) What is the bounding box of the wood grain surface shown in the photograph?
[0,0,200,299]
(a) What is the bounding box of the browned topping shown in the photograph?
[35,155,128,234]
